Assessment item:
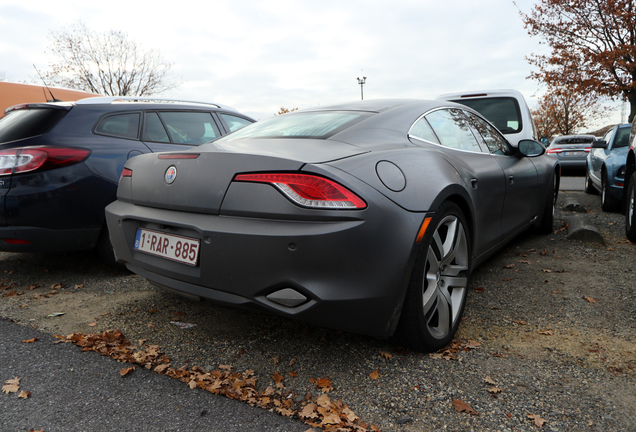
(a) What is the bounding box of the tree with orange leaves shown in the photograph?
[532,89,606,139]
[518,0,636,122]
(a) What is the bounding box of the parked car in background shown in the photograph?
[106,99,559,352]
[436,89,537,147]
[0,97,255,264]
[546,134,595,170]
[585,124,630,211]
[0,81,99,119]
[625,118,636,241]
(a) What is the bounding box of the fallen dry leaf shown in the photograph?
[2,377,20,394]
[487,387,503,394]
[464,340,481,350]
[18,390,31,399]
[513,319,527,325]
[583,296,596,303]
[299,403,319,419]
[472,286,484,292]
[120,366,135,377]
[452,398,478,415]
[484,376,496,385]
[538,329,554,336]
[369,369,380,380]
[314,377,333,392]
[88,322,97,327]
[380,350,393,361]
[316,393,331,408]
[527,413,547,427]
[21,337,39,343]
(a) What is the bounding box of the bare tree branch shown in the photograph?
[44,21,180,97]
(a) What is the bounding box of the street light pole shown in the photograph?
[356,76,367,100]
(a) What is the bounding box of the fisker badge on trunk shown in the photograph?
[105,99,560,352]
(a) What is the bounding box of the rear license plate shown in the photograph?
[564,151,584,156]
[134,228,200,266]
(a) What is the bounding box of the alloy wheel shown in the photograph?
[421,215,469,339]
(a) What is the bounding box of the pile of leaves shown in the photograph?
[58,330,379,432]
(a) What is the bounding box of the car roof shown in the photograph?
[74,96,241,113]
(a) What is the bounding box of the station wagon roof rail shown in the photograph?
[75,96,239,112]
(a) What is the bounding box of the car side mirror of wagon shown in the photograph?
[592,139,608,149]
[517,139,546,157]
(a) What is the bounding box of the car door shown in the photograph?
[418,108,507,255]
[140,111,224,152]
[463,110,539,235]
[591,127,615,182]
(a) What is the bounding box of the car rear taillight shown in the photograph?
[0,147,91,176]
[546,148,561,154]
[234,173,367,209]
[121,168,133,178]
[2,238,32,245]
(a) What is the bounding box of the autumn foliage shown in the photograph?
[518,0,636,122]
[58,330,380,432]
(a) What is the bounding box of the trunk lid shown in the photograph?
[125,139,367,214]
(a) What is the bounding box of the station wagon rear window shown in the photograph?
[217,111,372,140]
[0,108,68,143]
[451,97,522,135]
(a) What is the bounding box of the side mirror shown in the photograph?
[517,139,546,157]
[592,140,608,149]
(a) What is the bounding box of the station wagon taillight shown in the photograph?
[234,173,367,209]
[0,147,91,176]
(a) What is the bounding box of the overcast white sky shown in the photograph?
[0,0,623,126]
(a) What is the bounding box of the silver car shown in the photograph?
[546,135,596,169]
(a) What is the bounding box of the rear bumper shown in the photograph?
[105,199,426,339]
[555,158,586,169]
[0,226,101,252]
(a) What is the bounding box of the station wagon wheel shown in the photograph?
[601,170,620,212]
[626,173,636,242]
[395,201,471,352]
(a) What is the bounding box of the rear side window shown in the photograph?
[94,113,140,139]
[452,97,522,135]
[155,112,221,144]
[0,108,68,143]
[463,111,511,155]
[425,109,483,152]
[220,113,253,132]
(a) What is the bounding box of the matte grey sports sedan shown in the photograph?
[105,100,560,352]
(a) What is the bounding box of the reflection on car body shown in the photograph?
[106,99,559,352]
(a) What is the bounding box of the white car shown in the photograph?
[437,89,538,147]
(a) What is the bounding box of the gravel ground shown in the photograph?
[1,188,634,431]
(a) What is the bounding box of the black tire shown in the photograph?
[601,170,621,212]
[535,173,556,234]
[394,201,471,352]
[584,165,597,194]
[626,172,636,242]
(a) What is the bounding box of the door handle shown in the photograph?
[509,175,515,185]
[471,178,478,189]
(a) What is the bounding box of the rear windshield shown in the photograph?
[553,137,594,144]
[451,97,522,135]
[0,108,68,143]
[217,111,371,140]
